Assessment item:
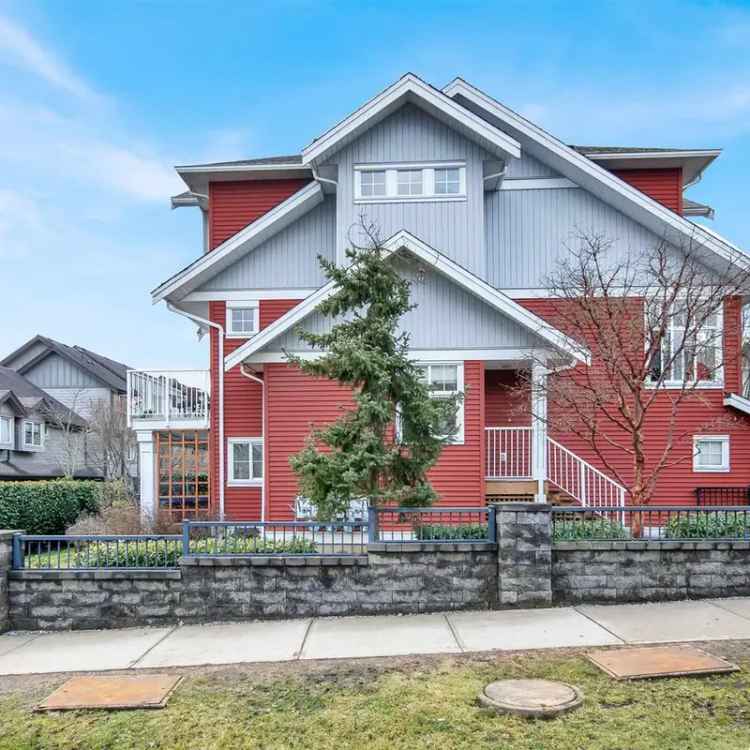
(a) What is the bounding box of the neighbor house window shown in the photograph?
[418,363,464,443]
[647,302,723,387]
[693,435,729,472]
[0,416,12,446]
[23,420,44,448]
[354,163,466,202]
[226,302,259,338]
[228,438,263,485]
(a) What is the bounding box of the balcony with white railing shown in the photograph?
[127,369,210,431]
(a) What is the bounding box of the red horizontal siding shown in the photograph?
[518,296,750,505]
[260,299,302,328]
[208,179,311,250]
[485,369,530,427]
[613,168,682,213]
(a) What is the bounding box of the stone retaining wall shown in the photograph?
[553,540,750,603]
[0,532,15,631]
[7,543,497,631]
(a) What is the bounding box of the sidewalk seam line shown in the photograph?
[572,606,627,644]
[443,613,465,652]
[0,633,43,660]
[296,618,314,660]
[128,625,178,669]
[707,599,750,622]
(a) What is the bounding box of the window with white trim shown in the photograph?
[226,301,259,338]
[22,420,44,448]
[354,163,466,203]
[646,302,723,387]
[228,438,263,485]
[693,435,730,472]
[0,416,12,446]
[418,363,464,443]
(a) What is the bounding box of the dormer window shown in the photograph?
[354,162,466,203]
[226,301,259,338]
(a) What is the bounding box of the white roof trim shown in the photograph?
[584,150,721,161]
[224,229,590,371]
[723,393,750,415]
[152,181,324,303]
[443,78,749,273]
[302,73,521,165]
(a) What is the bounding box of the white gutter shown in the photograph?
[167,302,226,519]
[312,164,338,189]
[240,364,267,522]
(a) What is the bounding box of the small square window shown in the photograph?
[397,169,423,196]
[693,435,730,472]
[434,168,460,194]
[360,170,386,197]
[228,438,263,484]
[227,304,258,337]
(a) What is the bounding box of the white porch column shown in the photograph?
[531,363,548,503]
[135,430,156,526]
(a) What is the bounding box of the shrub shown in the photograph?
[665,513,750,539]
[415,523,488,541]
[553,518,630,541]
[0,480,101,535]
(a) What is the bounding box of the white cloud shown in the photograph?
[0,14,97,101]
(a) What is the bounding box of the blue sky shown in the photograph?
[1,0,749,369]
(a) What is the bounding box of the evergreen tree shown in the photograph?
[286,239,459,519]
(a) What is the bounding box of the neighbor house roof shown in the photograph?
[1,336,131,392]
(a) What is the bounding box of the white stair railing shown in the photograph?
[546,437,626,509]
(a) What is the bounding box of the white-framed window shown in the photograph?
[0,416,12,446]
[418,362,465,444]
[693,435,730,472]
[228,437,263,485]
[22,420,44,449]
[226,301,259,338]
[646,302,723,388]
[354,162,467,203]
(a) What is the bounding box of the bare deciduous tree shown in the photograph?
[40,390,88,479]
[520,231,750,506]
[87,396,136,492]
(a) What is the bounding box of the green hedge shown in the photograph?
[553,518,630,541]
[415,523,488,541]
[665,513,750,539]
[0,480,101,535]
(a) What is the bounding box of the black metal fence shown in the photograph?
[369,506,495,543]
[695,486,750,506]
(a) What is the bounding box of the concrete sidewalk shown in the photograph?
[1,598,749,676]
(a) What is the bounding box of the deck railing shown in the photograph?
[127,369,210,425]
[485,426,532,479]
[369,506,496,543]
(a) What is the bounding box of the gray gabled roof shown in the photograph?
[570,145,702,155]
[1,336,131,392]
[176,154,303,169]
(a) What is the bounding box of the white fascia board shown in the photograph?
[176,162,307,175]
[182,289,317,302]
[724,393,750,416]
[302,74,521,165]
[500,178,578,190]
[224,229,589,372]
[443,78,749,273]
[585,149,721,161]
[152,181,324,304]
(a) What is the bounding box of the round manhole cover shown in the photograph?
[479,679,583,718]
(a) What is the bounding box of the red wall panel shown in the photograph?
[613,168,683,213]
[485,369,531,427]
[208,179,311,250]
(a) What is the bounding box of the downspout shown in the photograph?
[166,302,225,519]
[311,164,338,190]
[240,364,267,523]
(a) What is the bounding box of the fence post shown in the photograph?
[181,521,190,558]
[367,506,378,544]
[11,534,23,570]
[487,505,497,543]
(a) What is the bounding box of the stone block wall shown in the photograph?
[0,531,16,632]
[553,540,750,603]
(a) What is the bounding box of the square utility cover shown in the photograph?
[36,675,182,711]
[586,645,740,681]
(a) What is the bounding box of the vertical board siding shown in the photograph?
[208,179,311,250]
[613,168,683,213]
[504,152,560,179]
[519,296,750,505]
[22,353,102,388]
[328,103,489,276]
[197,196,335,291]
[485,370,531,426]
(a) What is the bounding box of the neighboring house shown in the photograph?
[0,366,95,480]
[1,337,137,484]
[129,73,750,521]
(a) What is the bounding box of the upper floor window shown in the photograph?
[646,302,723,388]
[354,163,466,203]
[23,420,44,449]
[228,437,263,485]
[227,301,259,338]
[0,416,12,446]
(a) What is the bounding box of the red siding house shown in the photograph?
[129,74,749,522]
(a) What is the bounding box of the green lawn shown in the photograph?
[1,647,749,749]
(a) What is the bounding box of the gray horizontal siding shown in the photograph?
[197,196,336,292]
[485,186,669,288]
[23,353,102,389]
[328,103,488,276]
[261,258,544,354]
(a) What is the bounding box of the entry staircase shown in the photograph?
[485,426,626,509]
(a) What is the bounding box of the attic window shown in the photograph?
[354,163,466,203]
[226,301,259,338]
